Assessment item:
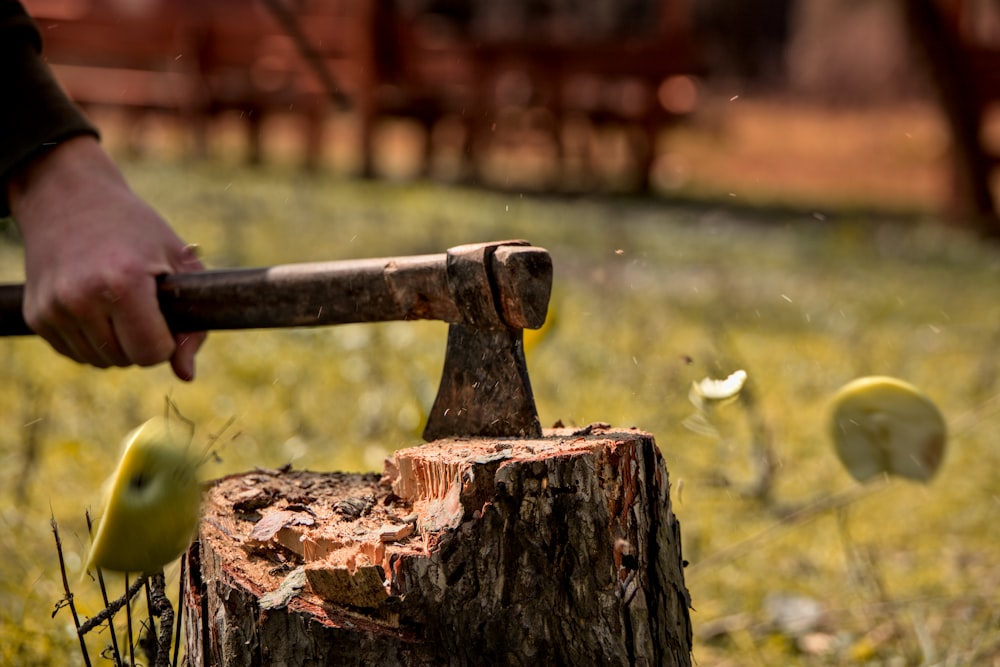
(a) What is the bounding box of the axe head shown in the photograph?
[423,324,540,440]
[423,242,552,441]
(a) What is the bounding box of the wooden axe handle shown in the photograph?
[0,244,551,336]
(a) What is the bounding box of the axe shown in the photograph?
[0,240,552,441]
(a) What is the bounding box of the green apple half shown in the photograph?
[829,376,946,483]
[86,417,202,574]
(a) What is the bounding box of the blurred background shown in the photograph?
[5,1,1000,665]
[20,0,1000,227]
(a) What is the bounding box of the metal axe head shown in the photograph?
[423,241,552,441]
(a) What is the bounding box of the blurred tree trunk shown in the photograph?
[903,0,1000,237]
[183,427,692,666]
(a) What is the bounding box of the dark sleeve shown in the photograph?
[0,0,99,216]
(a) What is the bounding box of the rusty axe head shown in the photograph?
[422,241,552,441]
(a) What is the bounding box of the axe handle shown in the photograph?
[0,254,458,336]
[0,245,551,335]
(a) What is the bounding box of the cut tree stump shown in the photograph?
[182,425,692,666]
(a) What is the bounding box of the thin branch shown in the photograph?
[173,554,186,667]
[144,577,158,665]
[149,572,174,667]
[86,510,122,666]
[77,576,146,635]
[50,515,91,667]
[125,574,136,667]
[259,0,352,110]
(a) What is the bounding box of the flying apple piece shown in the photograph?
[689,369,748,408]
[829,376,946,483]
[86,417,203,574]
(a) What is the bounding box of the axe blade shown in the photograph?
[423,323,541,441]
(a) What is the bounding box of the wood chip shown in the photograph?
[304,561,388,609]
[377,523,414,542]
[248,509,315,542]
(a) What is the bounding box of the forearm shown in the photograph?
[8,135,125,237]
[0,0,98,216]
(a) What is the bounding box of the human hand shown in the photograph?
[7,136,206,380]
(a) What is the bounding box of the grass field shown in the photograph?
[2,100,1000,665]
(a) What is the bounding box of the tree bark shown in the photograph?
[183,425,692,666]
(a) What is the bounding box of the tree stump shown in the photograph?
[183,425,692,666]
